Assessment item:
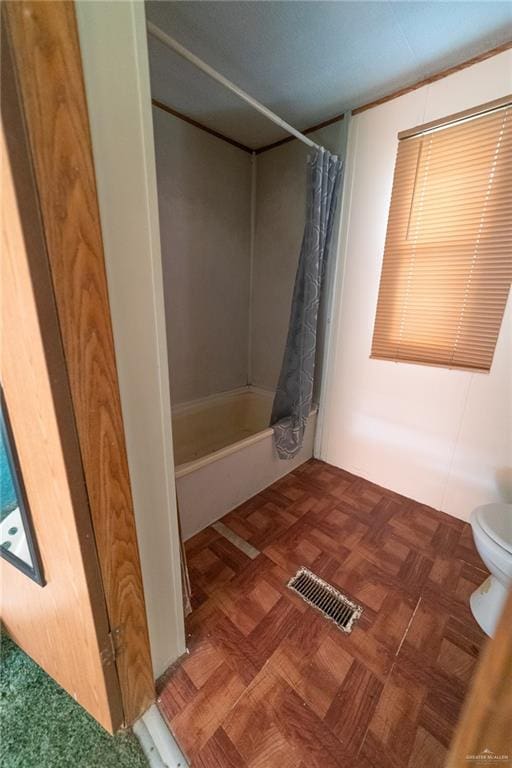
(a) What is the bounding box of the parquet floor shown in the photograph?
[158,460,488,767]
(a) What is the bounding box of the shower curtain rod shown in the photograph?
[147,21,323,152]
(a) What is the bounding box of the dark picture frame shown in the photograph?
[1,388,45,585]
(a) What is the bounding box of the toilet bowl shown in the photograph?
[470,503,512,637]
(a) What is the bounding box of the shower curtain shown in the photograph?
[270,148,342,459]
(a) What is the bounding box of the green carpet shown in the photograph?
[0,633,148,768]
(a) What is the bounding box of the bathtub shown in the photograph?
[172,387,317,540]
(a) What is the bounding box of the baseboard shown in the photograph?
[133,704,188,768]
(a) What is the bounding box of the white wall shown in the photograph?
[251,122,346,392]
[320,51,512,522]
[76,1,186,677]
[153,110,252,404]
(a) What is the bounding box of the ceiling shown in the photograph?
[146,1,512,149]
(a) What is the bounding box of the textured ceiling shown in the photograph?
[145,1,512,149]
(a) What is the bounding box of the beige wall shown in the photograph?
[153,109,252,404]
[250,121,346,392]
[320,50,512,522]
[153,107,347,407]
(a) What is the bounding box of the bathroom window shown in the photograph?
[371,97,512,372]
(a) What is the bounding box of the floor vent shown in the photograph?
[287,567,362,633]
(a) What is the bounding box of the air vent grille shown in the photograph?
[287,567,362,633]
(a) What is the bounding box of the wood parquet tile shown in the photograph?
[158,459,488,767]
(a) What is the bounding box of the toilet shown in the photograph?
[470,503,512,637]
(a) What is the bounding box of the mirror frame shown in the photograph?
[1,389,45,585]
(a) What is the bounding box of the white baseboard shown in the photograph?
[133,704,188,768]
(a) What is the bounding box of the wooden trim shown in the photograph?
[446,588,512,766]
[5,1,154,725]
[352,40,512,116]
[153,97,345,156]
[398,94,512,140]
[255,113,345,155]
[156,40,510,156]
[153,39,510,156]
[152,97,253,154]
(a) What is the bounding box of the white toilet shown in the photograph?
[470,503,512,637]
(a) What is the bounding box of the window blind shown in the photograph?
[371,100,512,372]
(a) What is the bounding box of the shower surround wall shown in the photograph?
[153,108,345,405]
[251,121,346,394]
[153,107,251,404]
[153,109,345,538]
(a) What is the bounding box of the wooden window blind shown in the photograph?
[371,98,512,372]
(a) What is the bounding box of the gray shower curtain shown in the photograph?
[270,148,342,459]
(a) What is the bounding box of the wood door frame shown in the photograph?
[2,18,124,732]
[4,0,154,726]
[447,587,512,765]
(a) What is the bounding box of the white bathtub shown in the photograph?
[172,388,317,540]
